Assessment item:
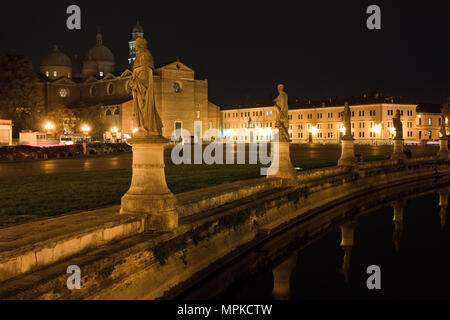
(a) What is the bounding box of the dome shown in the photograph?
[82,56,98,70]
[87,32,115,63]
[41,45,72,67]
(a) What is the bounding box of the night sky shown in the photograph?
[1,0,449,106]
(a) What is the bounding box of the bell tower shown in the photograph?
[129,20,144,65]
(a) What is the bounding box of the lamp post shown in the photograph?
[111,126,118,143]
[81,124,91,155]
[44,122,55,144]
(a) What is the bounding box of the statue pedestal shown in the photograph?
[120,133,178,232]
[272,254,297,300]
[338,137,358,167]
[267,140,297,183]
[438,138,449,159]
[391,139,406,160]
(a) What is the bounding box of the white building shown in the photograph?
[0,120,12,145]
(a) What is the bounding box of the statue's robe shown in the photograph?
[274,92,290,142]
[131,51,163,135]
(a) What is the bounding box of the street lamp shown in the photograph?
[81,124,91,155]
[44,122,55,144]
[44,122,55,133]
[111,126,119,143]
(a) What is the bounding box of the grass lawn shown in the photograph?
[0,158,343,226]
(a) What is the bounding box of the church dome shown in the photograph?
[82,56,98,70]
[87,32,115,63]
[41,45,72,67]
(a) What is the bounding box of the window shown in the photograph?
[428,118,432,126]
[59,88,69,98]
[106,109,112,116]
[174,82,182,93]
[45,71,49,77]
[107,83,114,95]
[114,108,120,116]
[90,86,96,97]
[174,122,182,140]
[99,72,104,77]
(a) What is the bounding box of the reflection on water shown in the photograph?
[180,180,450,300]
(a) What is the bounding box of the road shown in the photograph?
[0,144,439,178]
[0,154,133,177]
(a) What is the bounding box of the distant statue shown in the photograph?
[273,84,290,142]
[441,104,449,138]
[393,110,403,139]
[343,101,352,138]
[440,114,447,138]
[129,37,162,136]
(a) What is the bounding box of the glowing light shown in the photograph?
[417,114,422,118]
[111,127,119,133]
[390,127,396,135]
[81,124,91,134]
[309,126,318,135]
[340,127,346,134]
[44,122,55,131]
[132,128,138,134]
[373,124,382,134]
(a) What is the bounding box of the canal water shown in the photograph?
[180,180,450,300]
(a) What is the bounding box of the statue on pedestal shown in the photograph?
[440,114,447,138]
[343,101,352,138]
[273,84,290,142]
[129,37,163,136]
[440,104,449,139]
[393,110,403,140]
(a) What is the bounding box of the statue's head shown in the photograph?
[277,84,285,93]
[345,101,349,108]
[135,37,148,51]
[395,109,401,117]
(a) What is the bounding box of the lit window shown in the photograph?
[428,118,432,126]
[59,88,69,98]
[53,71,57,77]
[45,71,49,77]
[99,72,104,77]
[174,82,182,93]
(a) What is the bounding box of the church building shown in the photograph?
[37,22,221,141]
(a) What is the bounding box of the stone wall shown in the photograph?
[0,157,449,299]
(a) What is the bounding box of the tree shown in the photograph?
[0,51,43,136]
[73,104,108,140]
[45,104,76,136]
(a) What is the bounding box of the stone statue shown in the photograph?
[343,101,351,138]
[441,104,449,138]
[393,110,403,140]
[129,37,162,136]
[273,84,290,142]
[440,114,447,138]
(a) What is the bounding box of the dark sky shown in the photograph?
[1,0,449,105]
